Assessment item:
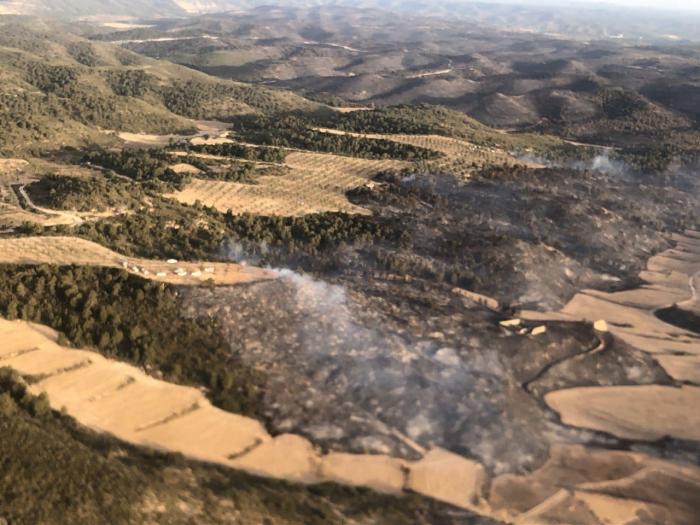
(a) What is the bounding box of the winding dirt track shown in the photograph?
[1,233,700,523]
[17,184,86,226]
[522,230,700,441]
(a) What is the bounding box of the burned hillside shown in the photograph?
[225,160,700,310]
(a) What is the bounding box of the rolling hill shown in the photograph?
[0,21,320,151]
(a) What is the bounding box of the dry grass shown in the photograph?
[167,151,405,216]
[165,126,534,216]
[0,205,79,227]
[0,236,276,286]
[117,120,231,148]
[545,385,700,441]
[170,163,203,175]
[332,106,373,113]
[3,315,698,524]
[148,124,540,217]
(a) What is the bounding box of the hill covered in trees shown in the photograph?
[0,22,321,153]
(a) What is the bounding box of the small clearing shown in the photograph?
[0,236,275,286]
[117,120,231,148]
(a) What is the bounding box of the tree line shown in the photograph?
[230,114,442,160]
[0,264,264,416]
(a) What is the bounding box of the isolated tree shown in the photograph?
[0,393,16,418]
[30,392,51,417]
[6,300,18,320]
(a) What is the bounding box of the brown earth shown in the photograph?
[522,230,700,443]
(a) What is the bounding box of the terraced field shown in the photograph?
[4,230,700,525]
[164,128,535,217]
[167,151,405,216]
[522,230,700,441]
[0,317,486,508]
[0,236,275,286]
[314,128,543,170]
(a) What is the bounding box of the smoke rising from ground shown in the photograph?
[202,145,700,473]
[580,153,628,176]
[190,245,597,471]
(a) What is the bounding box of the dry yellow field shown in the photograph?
[331,106,374,113]
[117,120,231,148]
[0,204,81,227]
[154,123,541,217]
[1,234,698,524]
[167,151,405,216]
[0,236,275,286]
[521,230,700,442]
[0,317,485,503]
[3,313,698,524]
[170,162,203,174]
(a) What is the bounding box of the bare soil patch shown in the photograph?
[521,231,700,441]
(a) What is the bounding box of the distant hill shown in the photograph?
[87,4,699,145]
[0,0,242,17]
[0,21,320,151]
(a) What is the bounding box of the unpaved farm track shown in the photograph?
[16,184,85,226]
[0,236,275,286]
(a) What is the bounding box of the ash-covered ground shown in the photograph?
[348,156,700,310]
[183,158,699,476]
[181,272,673,475]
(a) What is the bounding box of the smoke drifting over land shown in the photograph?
[198,140,700,478]
[181,255,623,474]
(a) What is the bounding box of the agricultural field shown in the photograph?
[167,151,405,215]
[314,128,540,168]
[0,317,485,502]
[164,127,538,216]
[0,236,275,286]
[116,119,231,148]
[2,10,700,525]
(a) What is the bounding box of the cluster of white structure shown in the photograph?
[117,259,217,279]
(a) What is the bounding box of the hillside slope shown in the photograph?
[0,21,320,151]
[0,0,267,17]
